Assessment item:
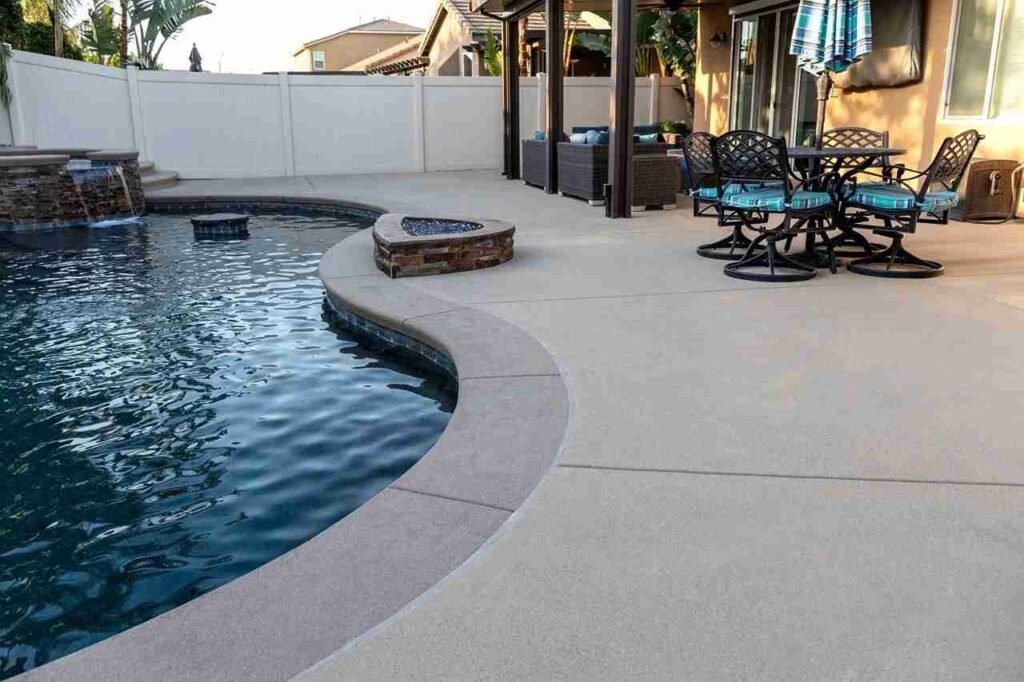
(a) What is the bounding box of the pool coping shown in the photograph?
[22,196,569,682]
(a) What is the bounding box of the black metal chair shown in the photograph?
[683,132,765,261]
[844,129,983,278]
[820,126,891,256]
[712,130,839,282]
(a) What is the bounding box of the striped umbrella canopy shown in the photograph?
[789,0,873,146]
[790,0,873,75]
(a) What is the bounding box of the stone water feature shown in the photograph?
[0,149,145,231]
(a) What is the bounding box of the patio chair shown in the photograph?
[712,130,839,282]
[819,126,891,256]
[683,132,765,261]
[843,129,983,278]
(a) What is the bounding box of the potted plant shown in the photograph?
[659,121,692,148]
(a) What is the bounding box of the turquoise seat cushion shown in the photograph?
[533,130,545,141]
[637,133,660,144]
[850,182,960,213]
[693,182,776,200]
[722,188,832,212]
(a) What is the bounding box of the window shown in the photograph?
[946,0,1024,119]
[312,51,326,72]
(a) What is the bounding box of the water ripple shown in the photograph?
[0,214,455,676]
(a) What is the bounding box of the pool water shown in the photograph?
[0,213,456,677]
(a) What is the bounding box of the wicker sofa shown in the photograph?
[522,138,548,189]
[557,141,677,208]
[522,126,680,209]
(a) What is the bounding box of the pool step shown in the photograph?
[140,165,180,191]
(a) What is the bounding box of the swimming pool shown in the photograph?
[0,212,455,677]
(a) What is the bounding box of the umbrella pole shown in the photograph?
[814,73,832,150]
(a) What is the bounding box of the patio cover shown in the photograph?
[470,0,719,14]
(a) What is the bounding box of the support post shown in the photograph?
[545,0,564,194]
[609,0,637,218]
[503,19,522,180]
[536,73,547,135]
[814,73,832,149]
[502,24,511,177]
[412,73,426,172]
[648,73,660,125]
[278,72,296,177]
[125,65,148,160]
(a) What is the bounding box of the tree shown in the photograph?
[0,42,12,108]
[0,0,26,43]
[483,30,501,77]
[119,0,128,64]
[78,0,121,65]
[127,0,214,69]
[45,0,82,58]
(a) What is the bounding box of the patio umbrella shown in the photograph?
[789,0,873,148]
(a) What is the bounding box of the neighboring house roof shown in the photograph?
[345,36,424,72]
[294,19,425,56]
[419,1,609,57]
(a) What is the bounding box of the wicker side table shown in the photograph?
[632,154,680,211]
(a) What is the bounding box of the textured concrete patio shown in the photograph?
[154,173,1024,680]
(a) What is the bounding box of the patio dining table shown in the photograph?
[787,145,907,266]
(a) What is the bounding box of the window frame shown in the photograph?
[941,0,1022,123]
[312,50,327,72]
[728,2,816,140]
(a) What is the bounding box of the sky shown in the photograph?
[78,0,438,74]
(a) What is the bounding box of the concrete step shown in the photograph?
[141,171,179,190]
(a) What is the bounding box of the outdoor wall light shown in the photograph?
[709,31,729,49]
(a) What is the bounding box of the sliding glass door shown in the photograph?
[730,5,817,145]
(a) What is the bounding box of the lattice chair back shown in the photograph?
[821,127,888,169]
[681,132,716,192]
[927,129,984,192]
[712,130,790,186]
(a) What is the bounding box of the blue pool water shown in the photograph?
[0,213,456,677]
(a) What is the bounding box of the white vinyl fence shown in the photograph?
[4,50,690,179]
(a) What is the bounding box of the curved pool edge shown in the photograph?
[21,197,570,682]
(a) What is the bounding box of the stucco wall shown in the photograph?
[693,3,732,137]
[426,13,474,77]
[296,33,419,72]
[827,0,1022,171]
[694,0,1023,173]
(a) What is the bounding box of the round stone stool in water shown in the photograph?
[191,213,251,239]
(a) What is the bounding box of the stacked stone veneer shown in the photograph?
[0,151,146,231]
[373,214,515,279]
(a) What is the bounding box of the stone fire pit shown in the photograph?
[373,214,514,278]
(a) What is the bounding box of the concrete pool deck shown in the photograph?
[150,172,1024,680]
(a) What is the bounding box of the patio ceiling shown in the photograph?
[470,0,722,15]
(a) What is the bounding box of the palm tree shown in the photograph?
[46,0,82,58]
[127,0,214,69]
[119,0,128,64]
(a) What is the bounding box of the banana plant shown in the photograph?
[127,0,213,69]
[78,0,120,65]
[483,31,502,77]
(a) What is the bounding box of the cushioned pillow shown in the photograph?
[569,132,588,145]
[533,130,545,141]
[638,133,660,144]
[584,130,610,145]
